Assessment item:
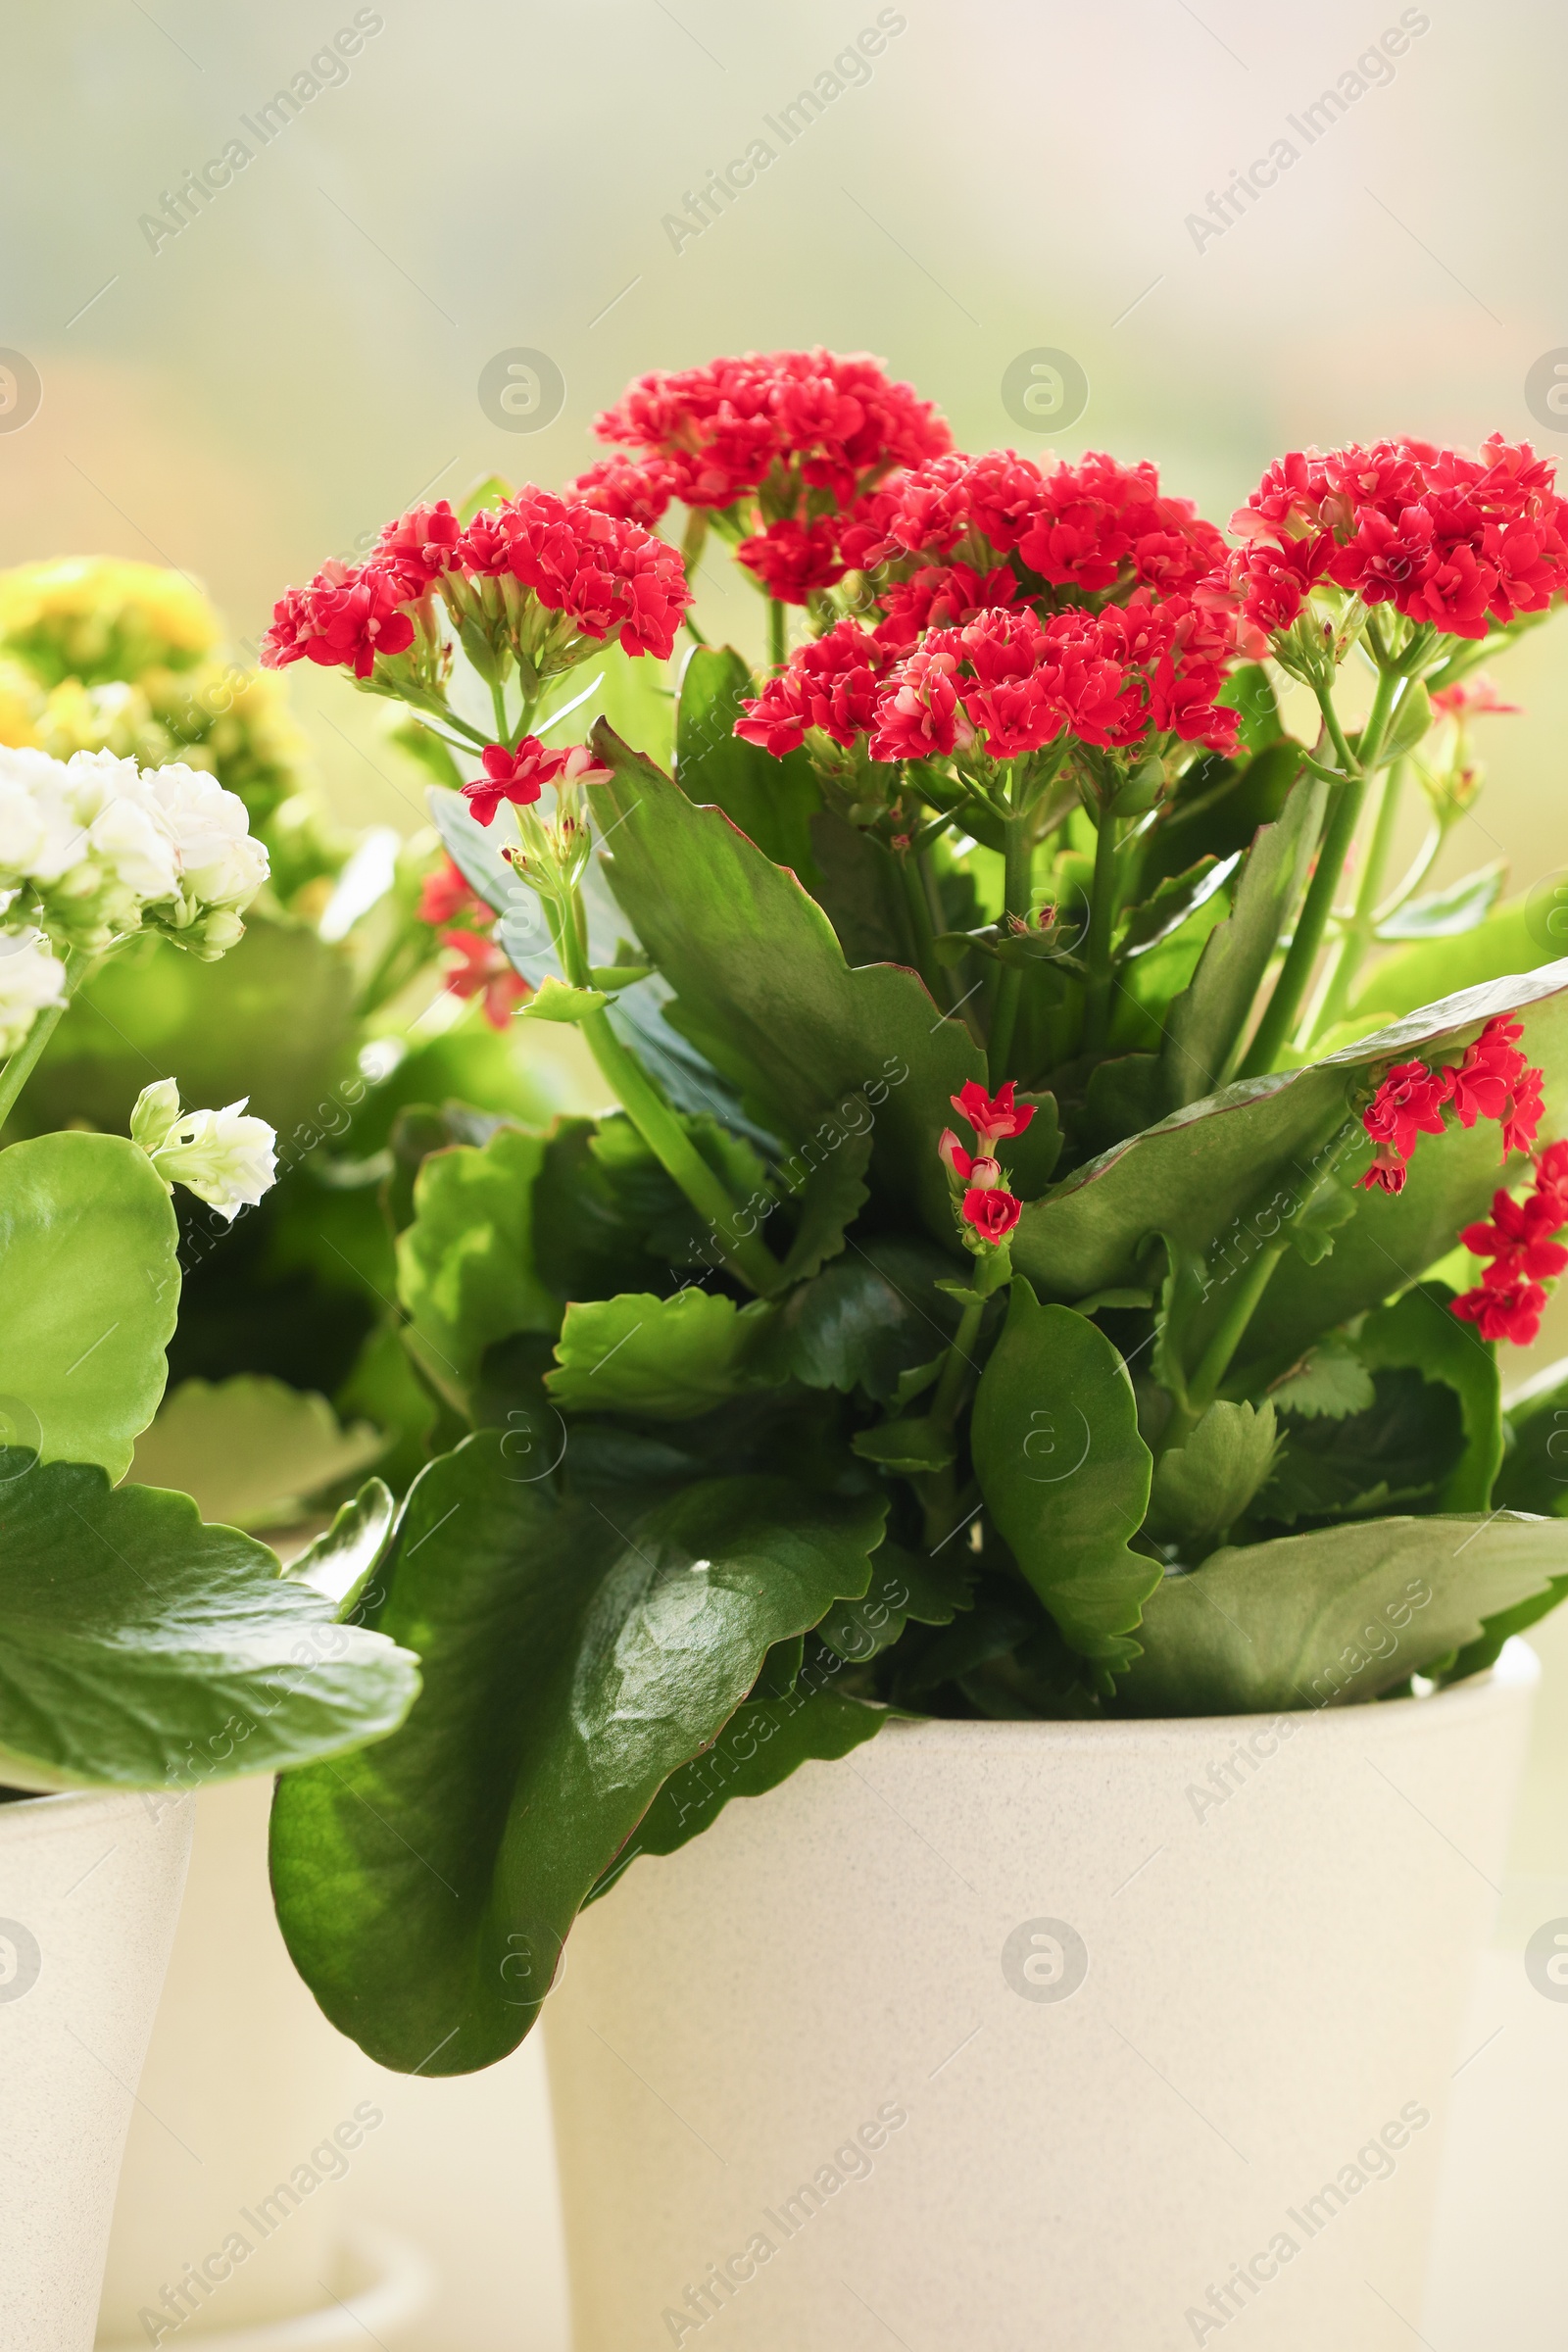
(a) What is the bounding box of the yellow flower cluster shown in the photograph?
[0,557,219,685]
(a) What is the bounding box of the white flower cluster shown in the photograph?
[131,1078,278,1222]
[0,744,270,962]
[0,929,67,1057]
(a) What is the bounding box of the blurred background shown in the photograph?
[3,1,1566,2344]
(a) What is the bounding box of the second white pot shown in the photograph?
[0,1785,192,2352]
[547,1643,1538,2352]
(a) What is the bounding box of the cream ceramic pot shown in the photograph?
[0,1787,193,2352]
[547,1642,1538,2352]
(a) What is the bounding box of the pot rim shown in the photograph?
[875,1631,1540,1751]
[0,1781,187,1838]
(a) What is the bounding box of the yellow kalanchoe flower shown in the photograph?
[0,557,220,686]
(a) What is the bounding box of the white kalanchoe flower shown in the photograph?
[130,1080,278,1221]
[0,929,68,1055]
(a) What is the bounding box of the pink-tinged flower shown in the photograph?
[961,1184,1022,1243]
[461,737,612,826]
[938,1127,975,1185]
[872,563,1017,650]
[736,517,847,605]
[417,855,482,928]
[951,1080,1036,1150]
[869,649,965,763]
[564,455,677,528]
[373,501,463,592]
[734,619,896,755]
[1360,1144,1409,1196]
[1361,1059,1454,1162]
[1452,1276,1547,1347]
[1429,674,1521,718]
[440,928,532,1031]
[260,561,416,680]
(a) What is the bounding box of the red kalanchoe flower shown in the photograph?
[872,563,1018,650]
[1460,1186,1568,1287]
[373,500,463,593]
[869,647,966,763]
[564,455,677,528]
[497,488,692,660]
[417,855,483,928]
[962,1184,1022,1243]
[952,1080,1036,1150]
[734,619,897,755]
[1361,1146,1409,1196]
[462,737,612,827]
[260,561,416,680]
[735,517,847,604]
[1359,1059,1454,1182]
[1453,1277,1548,1347]
[1429,673,1521,718]
[440,928,532,1031]
[1446,1016,1544,1156]
[938,1127,976,1184]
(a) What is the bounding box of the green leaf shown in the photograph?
[1216,664,1283,758]
[594,1663,889,1892]
[457,472,513,524]
[851,1417,956,1473]
[0,1452,417,1792]
[0,1133,179,1482]
[283,1479,397,1613]
[1282,1173,1357,1266]
[996,1092,1063,1196]
[1378,861,1506,942]
[1139,737,1301,890]
[777,1127,872,1284]
[1493,1355,1568,1518]
[1148,1401,1278,1553]
[1160,767,1327,1108]
[514,977,607,1023]
[1266,1337,1376,1420]
[817,1542,976,1663]
[1349,901,1554,1022]
[808,811,920,968]
[590,722,986,1239]
[128,1376,386,1533]
[546,1290,778,1421]
[675,645,823,884]
[970,1282,1159,1668]
[1116,1512,1563,1715]
[1010,964,1568,1374]
[396,1126,557,1409]
[1119,856,1235,957]
[1358,1284,1501,1512]
[1257,1367,1459,1526]
[760,1240,961,1401]
[269,1436,885,2067]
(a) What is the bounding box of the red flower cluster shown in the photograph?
[1226,435,1568,648]
[1453,1142,1568,1346]
[590,347,951,514]
[938,1082,1033,1244]
[844,448,1229,602]
[416,855,483,928]
[1359,1015,1544,1194]
[262,487,692,680]
[462,737,614,828]
[737,593,1240,764]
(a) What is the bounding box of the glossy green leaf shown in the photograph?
[1147,1401,1278,1553]
[283,1479,397,1613]
[1266,1337,1375,1420]
[1378,860,1506,942]
[129,1376,386,1532]
[1349,902,1554,1021]
[1216,664,1283,757]
[1161,768,1327,1108]
[546,1290,778,1421]
[1116,1512,1562,1715]
[396,1127,557,1409]
[0,1452,417,1792]
[269,1436,885,2068]
[808,811,920,969]
[760,1240,962,1400]
[777,1128,873,1284]
[590,722,986,1237]
[676,645,823,883]
[1256,1367,1457,1525]
[1358,1284,1501,1511]
[851,1416,956,1473]
[970,1283,1158,1668]
[514,977,607,1023]
[0,1133,179,1481]
[817,1542,977,1664]
[1494,1356,1568,1518]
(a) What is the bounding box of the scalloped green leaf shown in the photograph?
[0,1452,417,1791]
[0,1132,179,1481]
[970,1282,1159,1669]
[675,644,823,884]
[269,1436,886,2068]
[396,1126,557,1410]
[129,1376,386,1532]
[546,1290,778,1421]
[590,721,985,1237]
[1116,1512,1562,1715]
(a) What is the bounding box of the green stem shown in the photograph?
[487,675,510,745]
[0,998,68,1135]
[928,1298,986,1434]
[1309,759,1406,1041]
[898,848,952,1010]
[987,812,1036,1083]
[767,597,788,673]
[1080,811,1122,1056]
[1239,772,1367,1077]
[578,1008,786,1296]
[1189,1239,1288,1409]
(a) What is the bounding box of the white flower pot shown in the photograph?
[0,1786,193,2352]
[546,1642,1539,2352]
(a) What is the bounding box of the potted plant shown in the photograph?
[261,355,1568,2348]
[0,732,418,2352]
